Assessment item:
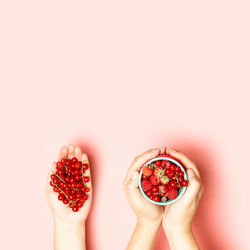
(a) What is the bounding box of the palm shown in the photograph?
[45,145,92,226]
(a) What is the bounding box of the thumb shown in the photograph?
[127,170,139,188]
[184,168,201,202]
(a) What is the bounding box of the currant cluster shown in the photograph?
[50,157,90,212]
[141,158,188,203]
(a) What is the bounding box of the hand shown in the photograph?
[45,145,92,226]
[162,147,204,235]
[123,148,164,227]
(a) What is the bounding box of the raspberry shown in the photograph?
[142,166,153,176]
[149,175,159,185]
[159,185,168,195]
[167,189,178,200]
[141,180,153,191]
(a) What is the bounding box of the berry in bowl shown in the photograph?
[138,155,188,205]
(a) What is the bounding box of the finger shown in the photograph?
[123,170,142,203]
[67,144,75,159]
[183,168,202,203]
[166,147,200,178]
[124,148,160,185]
[74,146,82,161]
[82,153,92,197]
[58,146,68,160]
[197,185,204,203]
[45,162,57,193]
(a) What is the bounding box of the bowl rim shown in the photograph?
[138,155,188,205]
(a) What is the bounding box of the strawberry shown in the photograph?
[149,175,159,185]
[161,160,171,169]
[142,166,153,176]
[154,166,165,178]
[159,185,168,195]
[167,189,178,200]
[160,175,170,184]
[141,180,152,191]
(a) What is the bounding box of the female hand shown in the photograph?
[45,145,92,226]
[162,147,204,235]
[123,148,165,227]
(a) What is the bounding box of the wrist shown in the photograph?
[137,218,162,231]
[54,218,85,231]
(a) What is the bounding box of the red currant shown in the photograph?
[84,176,90,183]
[181,180,188,187]
[169,181,177,189]
[63,199,69,204]
[72,157,78,164]
[155,160,161,166]
[72,206,79,212]
[83,163,89,170]
[178,171,184,177]
[153,195,160,202]
[152,186,159,193]
[146,190,153,196]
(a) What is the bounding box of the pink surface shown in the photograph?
[0,1,250,249]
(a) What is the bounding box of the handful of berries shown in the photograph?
[140,156,188,203]
[50,157,90,212]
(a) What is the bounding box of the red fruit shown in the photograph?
[169,181,177,189]
[76,182,82,188]
[178,177,184,183]
[146,190,153,196]
[85,187,90,192]
[149,175,159,185]
[181,180,188,187]
[153,195,160,202]
[53,186,59,192]
[142,166,153,176]
[75,162,82,169]
[141,180,152,191]
[63,199,69,204]
[167,189,178,200]
[75,175,81,181]
[159,185,168,195]
[170,164,176,171]
[84,176,90,183]
[149,195,154,200]
[152,185,159,193]
[142,174,149,180]
[83,163,89,170]
[167,171,175,178]
[161,160,171,168]
[178,170,184,177]
[154,167,165,178]
[155,160,161,166]
[175,166,180,172]
[72,157,78,164]
[72,206,79,212]
[58,194,65,201]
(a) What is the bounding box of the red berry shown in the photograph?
[154,167,165,178]
[72,157,78,164]
[178,170,184,177]
[155,160,161,166]
[146,190,153,196]
[152,185,159,193]
[84,187,90,192]
[63,199,69,204]
[175,166,180,172]
[75,162,82,169]
[83,163,89,170]
[84,176,90,183]
[141,180,152,191]
[149,195,154,200]
[142,174,149,180]
[167,189,178,199]
[58,194,65,201]
[149,175,159,185]
[71,183,77,189]
[181,180,188,187]
[142,166,153,176]
[72,206,79,212]
[53,186,59,192]
[153,195,160,202]
[170,164,176,171]
[169,181,177,189]
[178,177,184,183]
[76,182,82,188]
[159,185,168,195]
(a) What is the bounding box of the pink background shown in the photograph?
[0,1,249,249]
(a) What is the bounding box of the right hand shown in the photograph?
[162,147,204,234]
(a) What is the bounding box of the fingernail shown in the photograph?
[187,168,195,178]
